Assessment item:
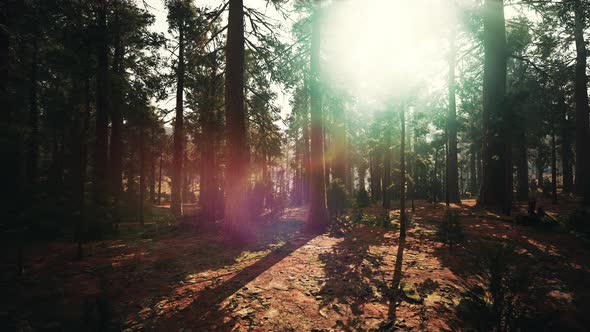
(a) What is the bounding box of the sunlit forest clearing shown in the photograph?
[2,0,590,331]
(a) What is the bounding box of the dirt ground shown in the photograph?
[1,197,590,331]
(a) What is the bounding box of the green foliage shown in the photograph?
[456,242,532,331]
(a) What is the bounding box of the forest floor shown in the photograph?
[2,197,590,331]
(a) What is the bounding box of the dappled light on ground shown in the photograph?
[2,201,590,330]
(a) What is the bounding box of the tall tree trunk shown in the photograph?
[149,129,156,203]
[433,148,439,203]
[411,123,417,211]
[515,127,528,201]
[536,151,544,186]
[158,150,163,205]
[332,105,346,184]
[358,165,367,192]
[551,126,557,204]
[183,149,190,202]
[171,25,184,217]
[383,124,392,209]
[224,0,251,241]
[302,88,311,204]
[479,0,510,214]
[94,2,110,205]
[0,8,8,96]
[469,145,477,196]
[307,2,329,231]
[444,139,449,205]
[293,125,303,205]
[476,148,482,192]
[139,128,145,226]
[325,133,332,182]
[27,29,39,189]
[400,107,407,238]
[127,139,136,199]
[109,11,124,212]
[560,93,573,193]
[371,153,383,201]
[447,25,460,204]
[74,76,91,259]
[573,0,590,205]
[369,155,375,201]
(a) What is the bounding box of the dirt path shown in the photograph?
[2,200,590,331]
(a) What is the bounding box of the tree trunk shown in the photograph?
[127,140,136,199]
[307,2,329,231]
[224,0,252,242]
[433,148,439,203]
[109,7,124,214]
[383,124,392,209]
[183,149,190,202]
[171,24,184,217]
[561,93,573,193]
[469,145,477,196]
[573,0,590,205]
[551,127,557,204]
[27,29,39,189]
[515,127,528,201]
[369,155,378,201]
[302,84,311,203]
[411,124,417,211]
[149,129,156,203]
[479,0,510,214]
[139,128,145,226]
[400,107,407,238]
[74,76,91,259]
[158,150,163,205]
[358,165,367,192]
[332,105,346,184]
[536,153,543,186]
[447,25,460,204]
[293,124,303,205]
[94,2,110,205]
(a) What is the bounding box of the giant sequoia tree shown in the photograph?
[306,1,329,231]
[224,0,251,241]
[479,0,511,214]
[572,0,590,205]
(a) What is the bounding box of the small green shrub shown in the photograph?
[456,242,532,331]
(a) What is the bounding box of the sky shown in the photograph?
[141,0,530,121]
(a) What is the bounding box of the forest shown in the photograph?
[1,0,590,330]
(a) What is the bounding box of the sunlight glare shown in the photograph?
[322,0,455,104]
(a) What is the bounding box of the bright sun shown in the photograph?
[322,0,455,104]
